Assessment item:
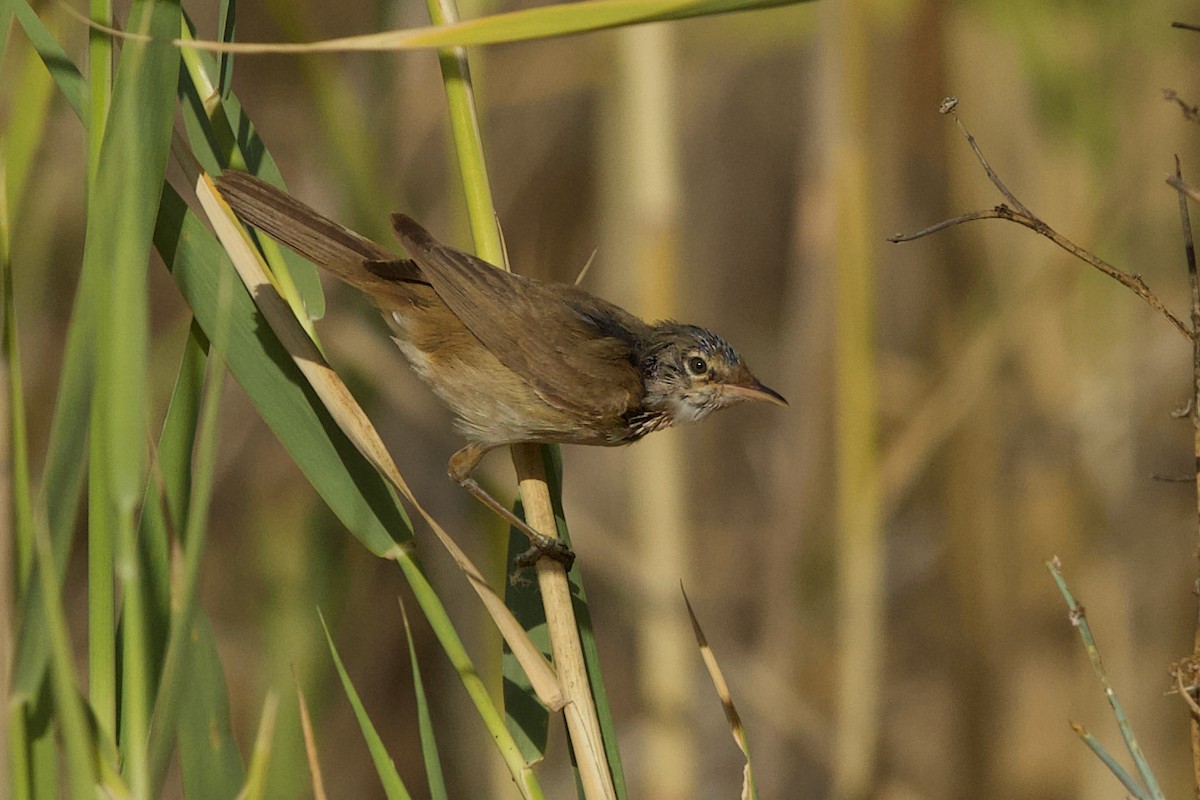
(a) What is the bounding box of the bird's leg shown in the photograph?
[448,443,576,570]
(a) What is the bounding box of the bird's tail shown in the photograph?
[216,170,419,288]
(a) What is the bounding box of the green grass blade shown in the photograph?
[8,701,31,800]
[0,0,12,67]
[0,266,33,595]
[320,612,413,800]
[424,0,502,262]
[1,44,58,785]
[399,601,448,800]
[389,550,544,799]
[88,0,119,708]
[22,688,59,799]
[86,411,117,742]
[87,0,179,505]
[2,59,45,791]
[3,18,145,792]
[0,69,56,799]
[9,0,85,116]
[0,77,36,605]
[4,24,55,249]
[146,279,231,794]
[184,0,815,52]
[217,0,235,97]
[10,213,89,719]
[88,0,112,176]
[85,0,124,713]
[82,0,182,791]
[128,326,211,791]
[31,513,96,798]
[6,1,97,689]
[176,612,246,796]
[235,692,279,800]
[2,1,54,597]
[9,270,92,723]
[137,322,209,668]
[6,0,93,742]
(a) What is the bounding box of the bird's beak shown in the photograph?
[724,380,788,407]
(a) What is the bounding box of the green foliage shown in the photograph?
[321,614,413,800]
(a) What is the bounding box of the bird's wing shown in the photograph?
[389,214,645,419]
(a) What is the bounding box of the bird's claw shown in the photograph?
[514,534,575,571]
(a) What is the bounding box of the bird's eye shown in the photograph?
[686,355,708,376]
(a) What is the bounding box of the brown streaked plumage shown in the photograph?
[216,170,786,567]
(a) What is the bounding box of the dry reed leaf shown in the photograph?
[682,586,758,800]
[292,668,328,800]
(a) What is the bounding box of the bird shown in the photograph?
[216,170,786,568]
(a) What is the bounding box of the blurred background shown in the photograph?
[9,0,1200,797]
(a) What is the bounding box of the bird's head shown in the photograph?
[638,323,786,427]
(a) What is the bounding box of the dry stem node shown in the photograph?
[1170,659,1200,718]
[889,101,1192,342]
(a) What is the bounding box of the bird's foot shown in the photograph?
[452,467,577,572]
[514,534,576,571]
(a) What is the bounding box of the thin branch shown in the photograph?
[890,100,1192,342]
[891,202,1191,340]
[945,103,1033,216]
[1176,153,1200,798]
[1164,89,1200,127]
[887,208,1011,242]
[1151,473,1195,483]
[1174,161,1200,409]
[1172,21,1200,32]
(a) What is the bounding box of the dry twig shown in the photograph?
[1164,89,1200,127]
[1174,154,1200,796]
[888,100,1192,342]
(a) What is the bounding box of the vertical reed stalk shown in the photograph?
[610,24,695,800]
[823,1,883,797]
